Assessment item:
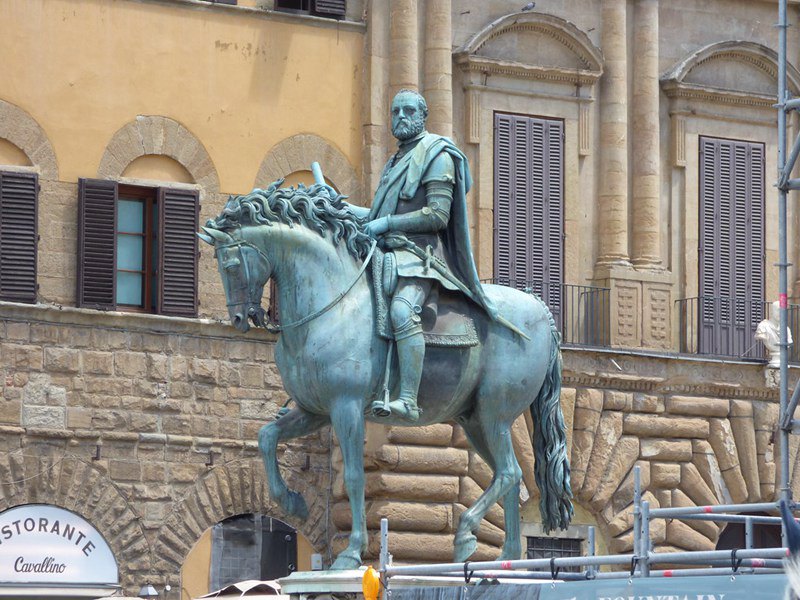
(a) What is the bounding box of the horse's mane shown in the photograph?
[208,180,372,259]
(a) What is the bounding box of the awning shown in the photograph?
[196,580,288,599]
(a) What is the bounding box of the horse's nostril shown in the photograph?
[233,313,244,327]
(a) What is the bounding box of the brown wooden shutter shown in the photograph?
[312,0,346,17]
[158,187,199,317]
[0,171,38,303]
[78,178,117,309]
[699,137,765,356]
[493,113,564,323]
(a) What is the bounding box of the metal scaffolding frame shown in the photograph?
[374,0,800,588]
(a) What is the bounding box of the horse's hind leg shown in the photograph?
[454,416,522,563]
[258,407,329,519]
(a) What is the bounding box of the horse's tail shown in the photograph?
[530,301,573,533]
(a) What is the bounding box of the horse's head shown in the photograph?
[198,225,270,333]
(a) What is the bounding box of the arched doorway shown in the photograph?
[181,514,315,600]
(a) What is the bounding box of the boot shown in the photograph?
[387,330,425,421]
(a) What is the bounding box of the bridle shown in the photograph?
[217,237,378,332]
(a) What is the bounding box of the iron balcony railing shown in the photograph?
[676,296,799,362]
[484,278,610,348]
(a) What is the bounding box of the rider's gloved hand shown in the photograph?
[364,216,390,238]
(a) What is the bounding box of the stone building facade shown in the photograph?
[1,0,800,597]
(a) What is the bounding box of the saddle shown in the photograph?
[371,248,478,348]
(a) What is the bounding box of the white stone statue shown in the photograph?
[755,300,793,368]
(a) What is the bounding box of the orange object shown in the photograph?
[362,566,381,600]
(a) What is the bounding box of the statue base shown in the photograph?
[279,568,468,599]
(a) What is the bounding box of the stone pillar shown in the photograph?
[596,0,630,267]
[631,0,662,270]
[423,0,452,138]
[389,0,419,97]
[363,0,391,196]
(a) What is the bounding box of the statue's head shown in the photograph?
[391,89,428,141]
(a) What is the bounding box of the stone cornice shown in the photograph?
[0,300,277,342]
[455,54,601,86]
[661,80,776,109]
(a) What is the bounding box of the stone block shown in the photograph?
[22,405,64,428]
[191,358,219,384]
[240,399,278,421]
[44,347,80,373]
[579,411,622,501]
[4,344,43,371]
[651,462,680,488]
[670,489,720,540]
[633,393,663,413]
[707,419,739,471]
[169,462,206,484]
[569,429,594,492]
[388,424,453,446]
[372,444,468,476]
[147,354,169,381]
[115,352,147,378]
[5,322,30,341]
[109,460,142,482]
[591,436,640,512]
[0,398,21,425]
[239,363,264,388]
[611,460,650,514]
[729,400,759,502]
[604,390,632,411]
[624,414,709,439]
[365,473,459,502]
[334,500,452,532]
[641,439,693,461]
[666,520,715,551]
[66,407,92,429]
[467,453,492,489]
[92,410,129,430]
[665,396,729,417]
[680,463,719,507]
[170,357,189,381]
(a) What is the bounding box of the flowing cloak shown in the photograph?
[369,132,500,322]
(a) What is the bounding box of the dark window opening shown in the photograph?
[275,0,346,18]
[210,514,298,590]
[716,513,782,551]
[526,536,582,573]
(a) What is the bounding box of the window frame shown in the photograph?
[116,184,157,313]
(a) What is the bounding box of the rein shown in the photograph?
[224,238,378,332]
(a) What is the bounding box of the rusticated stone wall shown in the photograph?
[0,302,332,595]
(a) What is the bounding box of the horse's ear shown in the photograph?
[201,226,234,244]
[197,231,214,245]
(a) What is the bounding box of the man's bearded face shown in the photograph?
[391,92,426,141]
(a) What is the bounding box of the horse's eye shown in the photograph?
[223,258,241,270]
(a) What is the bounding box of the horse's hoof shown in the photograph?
[331,553,362,570]
[453,533,478,563]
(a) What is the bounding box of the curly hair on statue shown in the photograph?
[208,180,373,259]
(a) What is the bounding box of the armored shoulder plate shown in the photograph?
[421,151,455,185]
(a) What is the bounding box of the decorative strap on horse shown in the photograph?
[271,239,378,332]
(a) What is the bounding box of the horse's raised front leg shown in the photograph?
[454,416,522,563]
[258,407,329,520]
[329,398,367,570]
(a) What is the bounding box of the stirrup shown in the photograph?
[370,399,391,418]
[385,398,422,422]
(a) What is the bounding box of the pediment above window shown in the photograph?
[661,41,800,108]
[454,12,603,86]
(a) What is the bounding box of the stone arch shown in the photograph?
[255,134,362,203]
[661,41,800,99]
[0,452,151,591]
[98,115,220,193]
[152,458,329,576]
[0,99,58,179]
[454,11,604,85]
